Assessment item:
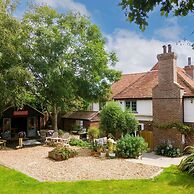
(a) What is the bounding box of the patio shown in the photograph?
[0,146,161,182]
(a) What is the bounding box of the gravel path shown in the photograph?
[0,146,161,182]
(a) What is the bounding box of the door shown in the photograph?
[27,117,37,137]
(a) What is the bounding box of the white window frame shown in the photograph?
[125,100,137,112]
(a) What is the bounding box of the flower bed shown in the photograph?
[48,146,77,161]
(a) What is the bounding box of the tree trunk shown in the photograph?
[52,104,58,131]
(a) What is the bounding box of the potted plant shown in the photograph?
[107,138,116,158]
[17,131,26,148]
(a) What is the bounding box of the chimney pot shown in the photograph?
[163,45,167,53]
[168,44,172,53]
[188,57,191,66]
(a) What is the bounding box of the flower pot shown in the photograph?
[100,152,106,158]
[109,152,116,159]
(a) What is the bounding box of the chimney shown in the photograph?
[188,57,191,66]
[157,44,177,86]
[184,57,194,80]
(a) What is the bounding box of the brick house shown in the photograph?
[93,45,194,148]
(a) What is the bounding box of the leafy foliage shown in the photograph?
[48,146,78,161]
[179,146,194,176]
[21,6,120,130]
[154,122,193,135]
[87,127,100,140]
[156,143,182,157]
[100,101,139,136]
[116,134,148,158]
[69,138,91,148]
[100,101,125,135]
[123,110,139,134]
[119,0,194,30]
[0,0,35,111]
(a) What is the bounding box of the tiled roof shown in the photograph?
[112,65,194,99]
[111,72,146,98]
[62,111,99,121]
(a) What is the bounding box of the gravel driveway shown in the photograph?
[0,146,161,182]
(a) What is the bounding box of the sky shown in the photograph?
[15,0,194,73]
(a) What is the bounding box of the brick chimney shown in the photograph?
[183,57,194,80]
[152,45,184,148]
[157,44,177,86]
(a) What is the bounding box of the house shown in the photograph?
[93,45,194,148]
[0,104,44,140]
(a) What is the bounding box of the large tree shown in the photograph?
[119,0,194,30]
[22,5,120,130]
[0,0,34,111]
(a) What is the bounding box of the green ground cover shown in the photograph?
[0,165,194,194]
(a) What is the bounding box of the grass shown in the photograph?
[0,165,194,194]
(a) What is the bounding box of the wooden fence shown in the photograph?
[140,130,154,151]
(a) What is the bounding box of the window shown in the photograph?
[125,100,137,112]
[138,123,144,131]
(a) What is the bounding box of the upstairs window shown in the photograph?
[125,100,137,112]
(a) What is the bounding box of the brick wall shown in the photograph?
[152,45,184,148]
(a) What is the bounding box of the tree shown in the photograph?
[0,0,35,112]
[100,101,125,136]
[124,110,139,134]
[119,0,194,30]
[100,101,139,137]
[22,5,121,130]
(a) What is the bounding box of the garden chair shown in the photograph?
[59,132,70,145]
[0,139,6,149]
[45,131,58,144]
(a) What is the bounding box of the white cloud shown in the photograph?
[34,0,90,16]
[154,17,182,41]
[106,29,194,73]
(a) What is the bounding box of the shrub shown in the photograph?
[48,146,77,161]
[156,143,182,157]
[87,127,100,140]
[100,101,139,136]
[100,101,125,136]
[69,138,91,148]
[58,129,64,137]
[124,110,139,134]
[179,146,194,176]
[116,134,148,158]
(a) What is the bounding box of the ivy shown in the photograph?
[153,122,193,135]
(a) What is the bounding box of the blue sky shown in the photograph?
[16,0,194,73]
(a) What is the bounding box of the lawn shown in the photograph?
[0,165,194,194]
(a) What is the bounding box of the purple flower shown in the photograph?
[18,131,26,138]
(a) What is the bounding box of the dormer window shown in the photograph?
[125,100,137,112]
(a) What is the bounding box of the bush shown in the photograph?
[156,143,182,157]
[116,134,148,158]
[124,110,139,134]
[58,129,64,137]
[100,101,125,136]
[179,146,194,176]
[69,138,91,148]
[100,101,139,136]
[87,127,100,140]
[48,146,77,161]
